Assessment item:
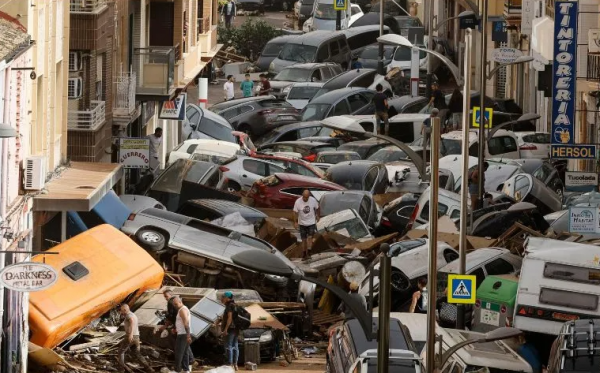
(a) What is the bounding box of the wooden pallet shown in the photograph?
[216,49,246,63]
[312,310,343,326]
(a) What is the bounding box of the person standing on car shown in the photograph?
[293,189,320,259]
[173,297,194,373]
[220,291,239,371]
[221,0,236,29]
[258,74,271,96]
[147,127,163,171]
[372,83,390,136]
[118,304,154,372]
[224,75,235,101]
[409,277,428,313]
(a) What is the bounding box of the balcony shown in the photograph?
[113,73,140,124]
[69,0,108,14]
[504,0,522,19]
[68,100,106,131]
[588,55,600,82]
[134,45,178,100]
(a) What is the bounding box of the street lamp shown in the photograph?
[0,123,16,138]
[486,56,534,79]
[435,328,524,369]
[433,10,476,32]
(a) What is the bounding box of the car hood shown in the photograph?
[270,80,298,90]
[390,247,431,279]
[270,59,300,74]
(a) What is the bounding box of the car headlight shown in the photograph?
[269,62,275,71]
[282,86,292,94]
[259,330,273,343]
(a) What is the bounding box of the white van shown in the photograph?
[166,139,241,166]
[303,0,353,31]
[421,327,533,373]
[514,237,600,335]
[441,129,521,159]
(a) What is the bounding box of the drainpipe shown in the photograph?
[0,61,9,359]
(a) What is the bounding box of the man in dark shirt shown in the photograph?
[428,81,446,109]
[220,292,239,370]
[258,74,271,96]
[372,84,389,136]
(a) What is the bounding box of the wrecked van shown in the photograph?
[29,225,164,348]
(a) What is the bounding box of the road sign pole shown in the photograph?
[336,7,341,30]
[477,0,489,210]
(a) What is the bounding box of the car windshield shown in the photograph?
[320,216,369,240]
[151,160,215,194]
[301,103,331,121]
[190,153,235,165]
[440,138,462,155]
[368,148,408,162]
[288,86,322,100]
[393,47,427,61]
[315,2,337,19]
[361,46,394,60]
[326,171,363,190]
[311,88,330,100]
[262,42,285,57]
[274,68,312,82]
[279,43,317,63]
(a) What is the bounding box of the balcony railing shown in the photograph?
[198,18,211,34]
[588,55,600,82]
[133,45,178,97]
[68,100,106,131]
[114,73,137,116]
[504,0,522,16]
[69,0,108,13]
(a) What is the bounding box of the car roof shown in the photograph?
[270,140,330,147]
[388,95,427,108]
[341,25,390,37]
[346,318,409,355]
[290,82,325,88]
[308,87,372,104]
[440,248,510,273]
[318,150,359,155]
[327,160,380,174]
[270,121,323,133]
[291,30,343,46]
[273,172,345,188]
[339,139,387,148]
[282,62,337,70]
[266,34,300,44]
[322,69,377,89]
[208,96,277,111]
[184,199,267,217]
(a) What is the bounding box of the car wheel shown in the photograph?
[136,229,166,251]
[227,181,242,193]
[390,268,410,292]
[556,187,564,200]
[265,274,289,288]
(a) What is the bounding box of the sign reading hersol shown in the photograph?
[0,262,58,292]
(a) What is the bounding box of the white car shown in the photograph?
[349,4,364,26]
[387,36,429,73]
[166,139,241,166]
[514,131,551,158]
[302,2,362,32]
[285,82,324,110]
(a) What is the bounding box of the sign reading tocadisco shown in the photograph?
[550,1,595,159]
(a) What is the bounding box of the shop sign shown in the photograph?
[119,138,150,169]
[569,207,597,234]
[550,1,578,154]
[491,47,523,64]
[0,262,58,292]
[565,172,599,192]
[159,93,187,120]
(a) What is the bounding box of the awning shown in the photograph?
[33,162,123,212]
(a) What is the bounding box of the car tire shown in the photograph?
[390,268,411,292]
[265,274,289,288]
[227,181,242,193]
[136,229,166,251]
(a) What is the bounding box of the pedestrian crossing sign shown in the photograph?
[447,274,477,304]
[334,0,347,11]
[472,106,493,129]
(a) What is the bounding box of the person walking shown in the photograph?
[118,304,154,373]
[221,0,236,29]
[448,88,463,130]
[220,291,239,371]
[147,127,163,172]
[240,73,254,98]
[173,297,194,373]
[258,74,271,96]
[409,278,428,313]
[469,161,489,210]
[224,75,235,101]
[293,189,320,259]
[372,83,390,136]
[338,282,368,320]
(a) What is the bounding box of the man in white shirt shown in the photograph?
[118,304,153,372]
[293,189,320,258]
[173,297,194,373]
[147,127,163,171]
[224,75,235,101]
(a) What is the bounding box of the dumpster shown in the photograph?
[472,275,519,332]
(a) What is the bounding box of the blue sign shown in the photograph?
[492,21,508,43]
[447,274,476,304]
[551,144,597,159]
[333,0,347,10]
[551,1,578,155]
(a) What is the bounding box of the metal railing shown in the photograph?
[68,100,106,131]
[69,0,108,13]
[504,0,522,15]
[198,18,211,34]
[133,45,178,96]
[588,55,600,82]
[114,73,137,116]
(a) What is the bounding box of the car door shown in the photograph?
[331,99,351,117]
[241,159,270,189]
[319,66,333,81]
[329,40,341,64]
[347,92,371,113]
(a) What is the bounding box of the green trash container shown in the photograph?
[472,275,519,332]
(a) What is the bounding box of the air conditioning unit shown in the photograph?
[68,78,82,99]
[23,156,47,191]
[69,51,82,72]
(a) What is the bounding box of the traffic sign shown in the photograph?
[472,106,493,129]
[334,0,347,11]
[447,274,477,304]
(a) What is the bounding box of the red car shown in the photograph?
[247,173,346,209]
[251,152,325,179]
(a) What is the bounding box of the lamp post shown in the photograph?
[476,0,489,210]
[432,10,476,32]
[486,56,534,80]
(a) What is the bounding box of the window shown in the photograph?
[239,105,254,115]
[484,258,515,276]
[320,67,333,81]
[396,205,415,219]
[351,5,360,15]
[333,100,351,116]
[544,262,600,285]
[450,209,461,219]
[347,94,369,112]
[419,201,449,221]
[330,41,340,56]
[351,72,376,88]
[404,101,427,113]
[471,267,486,287]
[243,159,268,176]
[468,142,479,157]
[359,197,370,222]
[187,106,201,125]
[310,69,323,82]
[540,288,598,310]
[488,136,518,155]
[177,204,219,221]
[186,144,199,154]
[281,187,304,196]
[297,126,321,138]
[267,163,286,175]
[317,46,329,61]
[69,52,81,71]
[364,168,379,192]
[443,249,459,263]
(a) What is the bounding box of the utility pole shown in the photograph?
[336,8,341,30]
[477,0,488,209]
[377,0,385,75]
[425,0,435,99]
